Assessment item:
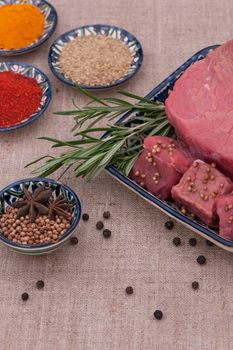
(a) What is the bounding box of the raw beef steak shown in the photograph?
[171,160,233,226]
[130,136,192,199]
[216,194,233,241]
[165,39,233,179]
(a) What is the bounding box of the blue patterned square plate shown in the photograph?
[0,0,57,56]
[0,61,52,131]
[48,24,143,90]
[106,44,233,252]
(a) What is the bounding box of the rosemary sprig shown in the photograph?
[27,88,173,180]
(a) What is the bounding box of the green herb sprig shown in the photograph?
[27,88,173,180]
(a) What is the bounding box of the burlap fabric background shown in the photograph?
[1,0,233,349]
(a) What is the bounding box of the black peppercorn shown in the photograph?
[154,310,163,320]
[103,211,110,219]
[125,286,133,295]
[165,221,174,230]
[70,236,78,245]
[206,240,214,246]
[82,213,89,222]
[173,237,181,246]
[197,255,206,265]
[36,280,44,289]
[192,281,199,290]
[103,229,111,239]
[189,238,197,246]
[21,292,29,301]
[96,221,104,230]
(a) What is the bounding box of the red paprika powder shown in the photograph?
[0,71,43,128]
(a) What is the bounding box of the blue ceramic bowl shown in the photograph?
[48,24,143,90]
[0,178,81,255]
[0,61,52,132]
[0,0,57,56]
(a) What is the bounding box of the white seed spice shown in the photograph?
[59,35,133,86]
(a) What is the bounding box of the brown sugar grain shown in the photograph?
[59,35,133,86]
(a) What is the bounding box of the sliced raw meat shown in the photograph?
[131,136,193,199]
[216,194,233,241]
[130,149,154,188]
[171,160,233,226]
[146,161,180,199]
[144,136,193,174]
[165,39,233,179]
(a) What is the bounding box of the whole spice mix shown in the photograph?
[0,185,73,245]
[59,35,133,86]
[0,4,44,50]
[0,72,43,128]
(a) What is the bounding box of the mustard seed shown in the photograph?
[103,211,110,219]
[70,236,78,245]
[192,281,199,290]
[189,238,197,247]
[103,229,111,239]
[197,255,206,265]
[165,221,174,230]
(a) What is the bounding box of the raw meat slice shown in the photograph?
[171,160,233,226]
[216,194,233,241]
[165,39,233,179]
[131,136,193,199]
[144,136,193,174]
[130,149,154,189]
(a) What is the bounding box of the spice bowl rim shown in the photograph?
[0,177,81,253]
[0,61,52,132]
[48,23,144,90]
[0,0,58,56]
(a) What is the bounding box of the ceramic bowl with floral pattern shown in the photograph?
[0,0,57,56]
[0,61,52,132]
[0,178,81,255]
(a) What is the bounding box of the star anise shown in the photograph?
[48,194,72,220]
[11,184,52,222]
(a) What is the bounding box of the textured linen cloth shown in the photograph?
[1,0,233,349]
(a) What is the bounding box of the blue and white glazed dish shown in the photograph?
[0,61,52,132]
[48,24,143,90]
[105,44,233,252]
[0,0,57,56]
[0,178,81,255]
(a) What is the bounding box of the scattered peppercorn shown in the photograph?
[96,221,104,230]
[197,255,206,265]
[189,238,197,246]
[125,286,133,295]
[206,240,214,246]
[21,292,29,301]
[103,229,111,239]
[154,310,163,320]
[36,280,45,289]
[103,211,110,219]
[70,236,78,245]
[82,213,89,222]
[165,221,174,230]
[173,237,181,246]
[192,281,199,290]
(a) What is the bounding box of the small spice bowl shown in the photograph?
[48,24,143,90]
[0,61,52,132]
[0,0,57,56]
[0,178,81,255]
